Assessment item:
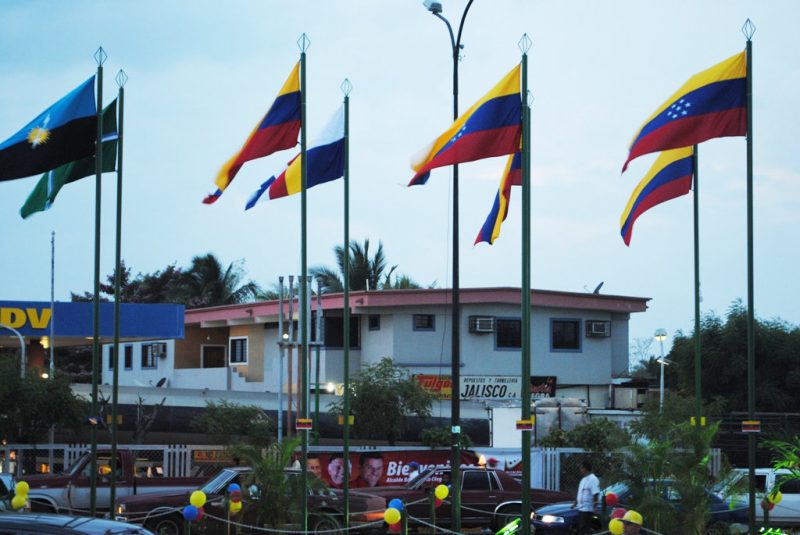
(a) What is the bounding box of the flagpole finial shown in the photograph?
[527,90,534,107]
[115,70,128,88]
[742,19,756,41]
[518,33,532,54]
[340,78,353,97]
[297,33,311,53]
[94,47,107,67]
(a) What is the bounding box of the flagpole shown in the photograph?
[89,46,106,517]
[48,231,55,472]
[692,144,703,428]
[519,34,532,535]
[109,69,127,512]
[742,19,756,535]
[341,78,352,531]
[298,33,310,534]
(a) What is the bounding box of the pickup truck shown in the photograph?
[24,449,207,514]
[717,468,800,528]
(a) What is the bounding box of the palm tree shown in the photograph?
[175,253,262,308]
[312,239,404,293]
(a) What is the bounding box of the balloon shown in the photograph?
[15,481,29,496]
[230,489,242,503]
[228,483,241,493]
[190,490,207,508]
[769,491,783,504]
[435,498,443,508]
[384,507,402,525]
[611,508,626,519]
[609,518,624,535]
[196,507,205,521]
[605,492,618,507]
[388,498,404,511]
[388,522,401,533]
[230,501,242,514]
[11,495,26,510]
[183,505,199,521]
[434,484,449,500]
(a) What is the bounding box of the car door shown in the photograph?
[460,470,497,526]
[771,473,800,524]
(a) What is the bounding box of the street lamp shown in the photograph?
[0,323,27,378]
[422,2,475,533]
[654,328,668,412]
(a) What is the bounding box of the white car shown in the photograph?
[715,468,800,527]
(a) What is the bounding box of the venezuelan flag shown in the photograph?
[620,147,694,246]
[409,65,521,186]
[245,106,344,210]
[474,152,521,245]
[204,62,301,204]
[622,52,746,172]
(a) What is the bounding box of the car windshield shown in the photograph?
[603,482,629,497]
[710,471,745,497]
[201,469,239,494]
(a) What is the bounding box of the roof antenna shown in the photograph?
[592,282,604,294]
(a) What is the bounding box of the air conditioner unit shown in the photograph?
[468,316,495,334]
[586,320,611,337]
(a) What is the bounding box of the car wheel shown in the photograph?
[148,514,185,535]
[311,513,343,534]
[493,505,522,531]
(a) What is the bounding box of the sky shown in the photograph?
[0,0,797,361]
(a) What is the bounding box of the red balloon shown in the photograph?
[611,508,626,519]
[230,489,242,503]
[605,493,618,507]
[389,522,401,532]
[435,498,443,508]
[761,500,775,511]
[196,507,205,521]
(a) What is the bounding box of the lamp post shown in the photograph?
[654,328,667,412]
[0,324,26,378]
[422,2,474,531]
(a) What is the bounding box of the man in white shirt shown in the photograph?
[573,460,600,534]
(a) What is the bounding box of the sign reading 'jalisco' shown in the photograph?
[414,375,556,401]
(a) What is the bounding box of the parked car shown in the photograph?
[0,512,155,534]
[350,466,570,530]
[24,449,208,513]
[531,481,747,534]
[0,474,16,511]
[714,468,800,528]
[115,466,386,535]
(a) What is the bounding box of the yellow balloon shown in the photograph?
[384,507,401,525]
[769,490,783,504]
[190,490,207,508]
[15,481,29,496]
[434,484,449,500]
[609,518,624,535]
[229,500,242,514]
[11,495,26,510]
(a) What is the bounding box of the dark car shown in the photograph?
[0,512,155,534]
[350,467,570,530]
[115,466,386,535]
[531,481,747,534]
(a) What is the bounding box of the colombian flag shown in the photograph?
[622,52,746,172]
[409,65,521,186]
[474,152,521,245]
[204,62,301,204]
[245,106,344,210]
[620,147,694,246]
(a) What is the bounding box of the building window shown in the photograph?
[108,347,115,370]
[551,319,582,352]
[495,318,521,349]
[229,337,248,364]
[413,314,435,331]
[202,345,226,368]
[142,343,165,369]
[368,314,381,331]
[124,345,133,369]
[323,316,360,349]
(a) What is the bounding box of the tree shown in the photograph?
[328,357,434,445]
[173,254,262,308]
[190,400,274,447]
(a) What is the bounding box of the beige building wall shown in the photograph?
[175,326,228,368]
[230,324,265,382]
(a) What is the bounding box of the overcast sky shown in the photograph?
[0,1,797,361]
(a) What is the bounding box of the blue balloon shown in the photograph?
[228,483,241,493]
[183,505,199,521]
[388,498,404,511]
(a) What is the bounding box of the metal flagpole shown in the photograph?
[341,78,352,530]
[48,231,55,471]
[743,19,757,535]
[519,34,533,535]
[692,145,703,428]
[314,279,321,446]
[89,46,107,516]
[110,69,127,511]
[298,33,310,534]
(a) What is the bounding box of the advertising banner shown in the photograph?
[415,374,556,401]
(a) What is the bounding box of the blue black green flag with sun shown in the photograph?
[0,76,97,182]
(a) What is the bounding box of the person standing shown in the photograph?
[573,460,600,534]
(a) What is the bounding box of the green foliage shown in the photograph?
[540,418,630,453]
[420,426,472,448]
[0,356,86,442]
[328,357,433,445]
[763,437,800,497]
[190,400,274,447]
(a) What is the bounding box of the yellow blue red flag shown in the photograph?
[620,147,694,246]
[622,52,745,172]
[474,152,521,245]
[409,65,521,186]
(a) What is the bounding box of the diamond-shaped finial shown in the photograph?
[115,69,128,88]
[742,18,756,40]
[518,33,532,54]
[94,47,107,66]
[297,33,311,53]
[527,90,534,107]
[340,78,353,96]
